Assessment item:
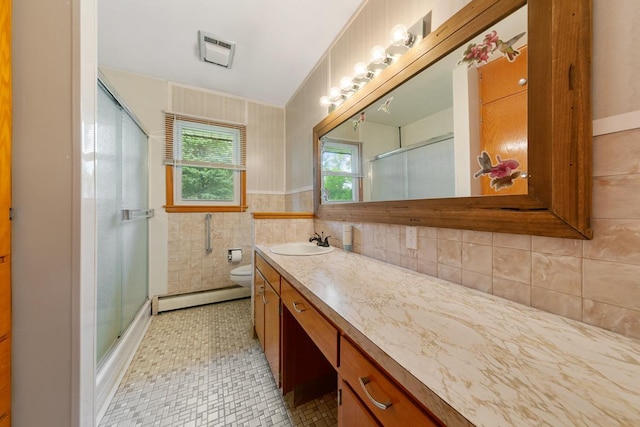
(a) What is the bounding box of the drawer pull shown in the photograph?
[292,301,306,313]
[359,376,392,410]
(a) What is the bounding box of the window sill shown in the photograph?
[164,205,248,213]
[251,211,314,219]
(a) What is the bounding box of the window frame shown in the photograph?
[164,113,247,213]
[320,139,363,203]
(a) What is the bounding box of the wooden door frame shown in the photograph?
[1,0,12,424]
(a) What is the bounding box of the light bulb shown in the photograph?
[319,96,331,107]
[390,24,415,47]
[340,76,355,92]
[370,45,390,65]
[354,62,373,80]
[329,87,344,104]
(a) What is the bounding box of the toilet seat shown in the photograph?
[230,264,252,288]
[231,265,252,276]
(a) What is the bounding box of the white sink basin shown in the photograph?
[269,242,335,256]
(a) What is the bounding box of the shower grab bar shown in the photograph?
[122,208,154,221]
[205,213,213,254]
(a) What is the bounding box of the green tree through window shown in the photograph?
[179,129,235,201]
[173,120,242,205]
[321,140,361,202]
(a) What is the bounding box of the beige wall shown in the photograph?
[12,0,75,420]
[288,0,640,340]
[13,0,97,425]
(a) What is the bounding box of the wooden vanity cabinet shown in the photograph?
[338,378,381,427]
[280,278,338,367]
[254,253,281,386]
[339,337,441,427]
[255,252,443,425]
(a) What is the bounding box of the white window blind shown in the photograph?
[164,112,246,170]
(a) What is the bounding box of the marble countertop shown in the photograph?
[255,245,640,427]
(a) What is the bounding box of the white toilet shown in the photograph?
[230,264,252,288]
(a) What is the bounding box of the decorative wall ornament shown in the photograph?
[352,111,366,131]
[474,151,522,190]
[459,31,526,67]
[378,96,394,114]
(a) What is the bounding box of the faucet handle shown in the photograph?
[309,232,322,243]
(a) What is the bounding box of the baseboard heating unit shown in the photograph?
[153,286,251,314]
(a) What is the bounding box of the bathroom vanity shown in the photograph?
[253,245,640,427]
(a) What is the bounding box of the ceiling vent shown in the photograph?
[198,31,236,69]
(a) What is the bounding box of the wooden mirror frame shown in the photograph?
[313,0,592,239]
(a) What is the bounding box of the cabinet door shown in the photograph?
[339,378,380,427]
[479,46,528,196]
[340,338,440,426]
[255,253,280,294]
[254,269,266,348]
[264,281,280,386]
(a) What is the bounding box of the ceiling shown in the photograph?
[98,0,365,107]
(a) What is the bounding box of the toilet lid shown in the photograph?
[231,265,252,276]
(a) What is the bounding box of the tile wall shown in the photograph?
[284,190,314,212]
[166,193,285,295]
[253,218,315,246]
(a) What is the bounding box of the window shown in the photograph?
[321,139,362,203]
[165,113,246,212]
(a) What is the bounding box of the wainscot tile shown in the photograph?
[531,252,582,295]
[461,270,493,293]
[532,287,582,321]
[583,299,640,340]
[462,242,492,275]
[584,259,640,311]
[493,277,531,305]
[493,247,531,284]
[493,232,531,250]
[583,218,640,265]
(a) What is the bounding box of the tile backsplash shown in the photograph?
[315,219,639,340]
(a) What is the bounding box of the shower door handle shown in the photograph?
[122,208,154,221]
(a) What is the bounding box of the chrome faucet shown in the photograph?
[309,232,331,247]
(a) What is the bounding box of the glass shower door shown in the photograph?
[96,82,149,366]
[120,108,149,331]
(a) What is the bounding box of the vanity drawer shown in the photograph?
[281,278,338,368]
[340,337,440,427]
[255,253,280,294]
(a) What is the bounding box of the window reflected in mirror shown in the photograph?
[321,139,362,203]
[321,5,528,203]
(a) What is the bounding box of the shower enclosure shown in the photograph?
[96,79,150,368]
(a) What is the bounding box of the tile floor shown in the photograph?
[99,298,337,427]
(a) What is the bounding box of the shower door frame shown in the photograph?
[95,76,153,422]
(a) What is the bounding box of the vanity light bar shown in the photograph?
[319,17,425,108]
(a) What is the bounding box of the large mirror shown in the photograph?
[321,5,528,203]
[313,0,592,239]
